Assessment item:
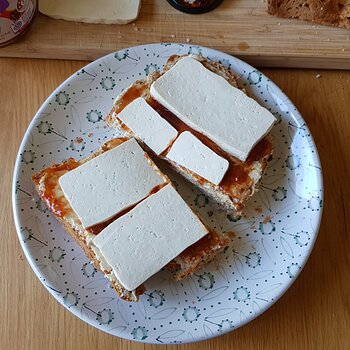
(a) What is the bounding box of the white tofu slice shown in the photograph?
[39,0,140,24]
[92,184,208,291]
[166,131,229,185]
[59,138,167,229]
[117,97,178,155]
[150,56,276,161]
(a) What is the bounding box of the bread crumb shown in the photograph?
[75,137,83,144]
[171,34,176,38]
[133,27,139,31]
[227,231,236,238]
[342,48,345,52]
[87,133,94,138]
[186,38,191,43]
[315,74,321,79]
[277,22,281,25]
[18,254,24,261]
[263,216,272,224]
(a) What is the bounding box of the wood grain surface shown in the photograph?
[1,0,350,69]
[0,58,349,349]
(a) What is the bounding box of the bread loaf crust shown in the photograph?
[267,0,350,29]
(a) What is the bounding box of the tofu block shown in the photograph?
[118,97,178,155]
[166,131,229,185]
[92,184,209,291]
[39,0,141,24]
[59,138,167,229]
[150,57,276,161]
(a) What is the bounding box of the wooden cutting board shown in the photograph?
[1,0,350,69]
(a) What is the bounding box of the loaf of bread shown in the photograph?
[32,138,230,301]
[106,55,274,216]
[267,0,350,29]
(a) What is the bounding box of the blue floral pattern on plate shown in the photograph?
[12,43,323,344]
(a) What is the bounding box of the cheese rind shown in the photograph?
[117,97,178,155]
[166,131,229,185]
[92,184,208,291]
[39,0,141,24]
[59,138,166,229]
[150,57,276,161]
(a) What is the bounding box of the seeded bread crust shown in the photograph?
[267,0,350,29]
[106,54,273,215]
[32,138,230,301]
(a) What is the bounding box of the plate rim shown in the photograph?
[12,42,324,344]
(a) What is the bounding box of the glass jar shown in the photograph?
[0,0,37,47]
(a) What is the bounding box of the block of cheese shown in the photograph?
[166,131,229,185]
[59,138,166,229]
[92,184,209,291]
[118,97,178,155]
[39,0,141,24]
[150,56,276,161]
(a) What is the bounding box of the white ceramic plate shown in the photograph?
[13,43,323,344]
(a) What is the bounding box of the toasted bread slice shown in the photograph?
[267,0,350,29]
[32,138,230,301]
[106,55,274,215]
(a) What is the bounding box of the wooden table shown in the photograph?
[1,58,350,349]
